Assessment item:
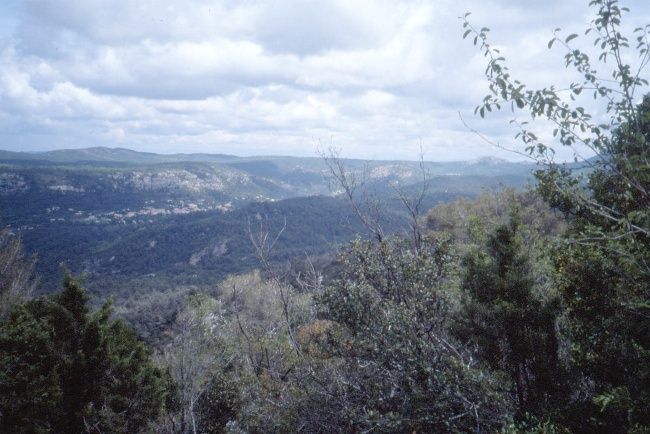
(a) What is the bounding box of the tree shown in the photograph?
[463,1,649,431]
[0,227,37,320]
[544,97,650,432]
[189,240,511,432]
[154,271,313,434]
[311,235,511,433]
[162,294,224,434]
[0,275,170,433]
[461,0,649,240]
[460,207,563,420]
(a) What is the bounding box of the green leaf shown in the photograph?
[566,33,579,43]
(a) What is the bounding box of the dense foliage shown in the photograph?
[463,0,650,431]
[150,238,512,433]
[311,236,510,432]
[459,207,564,420]
[541,96,650,433]
[0,276,170,433]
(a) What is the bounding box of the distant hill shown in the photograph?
[0,146,536,298]
[1,146,531,171]
[0,147,237,165]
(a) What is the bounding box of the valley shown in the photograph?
[0,147,533,298]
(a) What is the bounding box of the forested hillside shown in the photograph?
[0,149,532,296]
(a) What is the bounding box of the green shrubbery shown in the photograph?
[0,276,170,433]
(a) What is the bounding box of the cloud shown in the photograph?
[0,0,648,161]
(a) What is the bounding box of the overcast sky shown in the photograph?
[0,0,648,161]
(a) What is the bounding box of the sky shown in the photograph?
[0,0,648,161]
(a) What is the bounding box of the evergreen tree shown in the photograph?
[460,208,562,420]
[0,276,170,433]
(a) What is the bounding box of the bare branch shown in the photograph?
[320,147,385,242]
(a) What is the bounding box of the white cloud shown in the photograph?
[0,0,648,161]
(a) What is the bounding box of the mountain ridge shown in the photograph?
[1,146,526,166]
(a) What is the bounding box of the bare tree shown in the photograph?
[162,295,223,434]
[0,227,37,319]
[320,147,386,242]
[389,147,430,254]
[321,146,434,255]
[247,214,303,356]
